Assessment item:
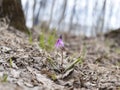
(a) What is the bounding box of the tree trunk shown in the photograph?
[58,0,67,30]
[48,0,56,28]
[0,0,29,34]
[69,0,76,32]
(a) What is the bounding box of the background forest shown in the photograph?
[22,0,120,36]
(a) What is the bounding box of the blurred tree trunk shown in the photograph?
[58,0,67,30]
[100,0,106,33]
[84,0,88,35]
[48,0,56,29]
[96,0,106,35]
[24,0,29,17]
[33,1,41,26]
[69,0,76,32]
[32,0,37,27]
[106,0,113,32]
[91,0,98,36]
[33,0,47,27]
[0,0,29,34]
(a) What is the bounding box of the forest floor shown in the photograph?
[0,26,120,90]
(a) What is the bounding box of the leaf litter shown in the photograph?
[0,27,120,90]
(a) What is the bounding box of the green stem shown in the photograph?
[61,50,63,67]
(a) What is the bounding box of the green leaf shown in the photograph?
[9,58,13,68]
[47,34,55,50]
[29,33,33,44]
[64,57,82,73]
[2,74,8,82]
[47,56,56,68]
[39,33,45,49]
[64,46,86,73]
[50,73,57,81]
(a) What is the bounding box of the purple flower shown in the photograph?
[55,35,64,49]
